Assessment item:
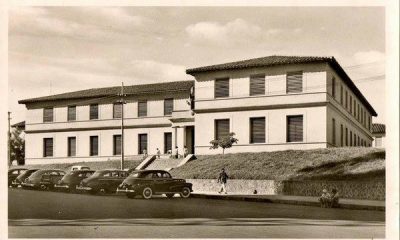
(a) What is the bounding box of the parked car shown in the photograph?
[8,168,28,187]
[76,169,129,194]
[22,169,66,190]
[54,169,95,192]
[71,165,90,171]
[117,170,193,199]
[11,168,40,188]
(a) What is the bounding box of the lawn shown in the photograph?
[170,147,385,181]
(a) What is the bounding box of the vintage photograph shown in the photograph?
[5,3,395,239]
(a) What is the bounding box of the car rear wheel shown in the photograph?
[127,193,136,199]
[166,193,175,198]
[142,187,153,199]
[180,187,191,198]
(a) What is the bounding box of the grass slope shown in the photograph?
[170,148,385,181]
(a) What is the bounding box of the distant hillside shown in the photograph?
[170,148,385,181]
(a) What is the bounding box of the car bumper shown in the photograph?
[76,186,92,191]
[116,188,135,193]
[11,181,21,187]
[54,184,69,189]
[21,182,36,187]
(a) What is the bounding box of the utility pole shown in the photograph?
[119,82,126,170]
[8,112,11,166]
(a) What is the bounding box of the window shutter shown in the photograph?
[68,106,76,121]
[250,117,265,143]
[215,119,230,140]
[286,71,303,93]
[90,136,98,156]
[90,104,98,120]
[43,138,53,157]
[68,137,76,157]
[287,116,303,142]
[250,74,265,96]
[43,108,54,122]
[138,101,147,117]
[164,99,173,116]
[113,103,122,119]
[215,78,230,98]
[113,135,121,155]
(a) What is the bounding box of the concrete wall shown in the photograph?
[195,106,327,154]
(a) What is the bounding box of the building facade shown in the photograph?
[372,123,385,148]
[19,56,377,164]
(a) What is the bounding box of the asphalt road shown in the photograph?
[8,188,385,238]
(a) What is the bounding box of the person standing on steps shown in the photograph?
[183,146,188,158]
[217,168,229,194]
[174,146,179,159]
[156,148,161,159]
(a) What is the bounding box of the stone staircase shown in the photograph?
[145,156,183,170]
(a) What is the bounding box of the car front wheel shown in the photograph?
[142,187,153,199]
[180,187,191,198]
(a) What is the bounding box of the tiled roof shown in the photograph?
[372,123,385,134]
[186,55,377,116]
[19,80,194,104]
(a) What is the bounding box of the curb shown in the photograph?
[191,194,385,212]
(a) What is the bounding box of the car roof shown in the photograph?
[131,170,169,174]
[8,168,28,172]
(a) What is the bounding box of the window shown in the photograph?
[138,101,147,117]
[113,103,122,119]
[43,138,53,157]
[354,133,356,146]
[90,104,98,120]
[345,128,348,146]
[363,111,366,127]
[358,136,360,146]
[215,119,230,140]
[357,104,360,121]
[332,118,336,145]
[164,132,172,154]
[340,124,344,147]
[138,134,148,154]
[90,136,98,156]
[250,117,265,143]
[250,74,265,96]
[332,77,336,98]
[43,108,54,122]
[340,85,343,104]
[68,106,76,121]
[67,137,76,157]
[349,96,352,114]
[164,98,174,116]
[375,137,383,147]
[287,115,303,142]
[353,100,356,117]
[215,78,230,98]
[350,131,353,147]
[286,71,303,93]
[113,135,121,155]
[345,91,348,109]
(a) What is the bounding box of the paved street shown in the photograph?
[9,188,385,238]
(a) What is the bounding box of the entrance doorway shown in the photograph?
[185,126,195,154]
[164,132,172,154]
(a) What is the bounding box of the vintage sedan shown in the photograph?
[117,170,193,199]
[54,169,95,192]
[11,168,39,187]
[22,169,66,190]
[8,168,28,187]
[76,169,129,194]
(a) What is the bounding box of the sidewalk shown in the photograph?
[191,192,385,211]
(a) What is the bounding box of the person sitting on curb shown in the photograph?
[329,188,340,208]
[318,189,330,208]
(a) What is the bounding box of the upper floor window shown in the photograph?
[215,119,230,140]
[43,108,54,122]
[286,71,303,93]
[43,138,53,157]
[90,104,98,120]
[345,91,348,109]
[164,98,174,116]
[353,99,356,117]
[287,115,303,142]
[67,106,76,121]
[250,74,265,96]
[332,77,336,98]
[349,96,353,114]
[250,117,266,143]
[113,103,122,119]
[340,85,343,105]
[138,101,147,117]
[215,78,230,98]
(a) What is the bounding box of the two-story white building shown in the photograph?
[19,55,377,164]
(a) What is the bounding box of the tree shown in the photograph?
[10,127,25,165]
[210,132,239,154]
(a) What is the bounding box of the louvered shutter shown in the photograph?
[164,132,172,154]
[138,134,148,154]
[286,71,303,93]
[113,103,122,119]
[43,108,54,122]
[250,74,265,96]
[113,135,121,155]
[138,101,147,117]
[287,116,303,142]
[43,138,53,157]
[90,136,98,156]
[68,137,76,157]
[68,106,76,121]
[164,99,173,116]
[215,119,230,140]
[250,117,265,143]
[90,104,98,120]
[215,78,229,98]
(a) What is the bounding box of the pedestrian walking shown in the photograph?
[184,146,188,157]
[156,148,161,159]
[217,168,229,194]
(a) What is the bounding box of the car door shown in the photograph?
[151,172,166,193]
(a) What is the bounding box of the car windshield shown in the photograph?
[129,173,141,178]
[30,170,49,177]
[91,171,107,177]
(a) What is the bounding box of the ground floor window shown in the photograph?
[332,118,336,145]
[215,119,230,140]
[67,137,76,157]
[43,138,53,157]
[90,136,98,156]
[113,135,121,155]
[250,117,265,143]
[138,134,148,155]
[287,115,303,142]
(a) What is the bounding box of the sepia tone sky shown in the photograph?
[8,7,385,124]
